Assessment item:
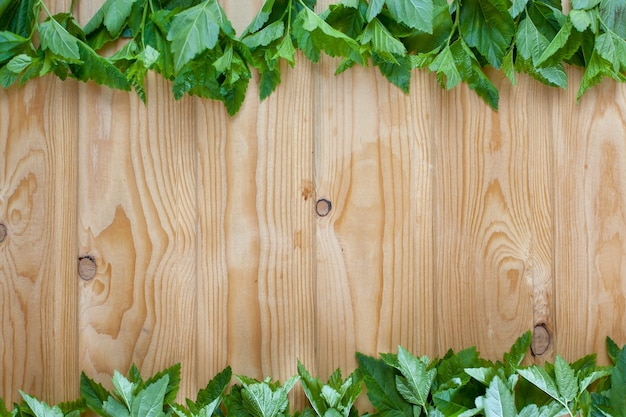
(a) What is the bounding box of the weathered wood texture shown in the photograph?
[2,0,626,407]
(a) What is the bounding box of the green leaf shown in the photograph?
[80,372,111,416]
[113,370,138,409]
[393,346,435,408]
[509,0,529,18]
[429,44,462,89]
[366,0,385,22]
[167,0,221,73]
[6,53,31,73]
[241,384,285,417]
[292,5,362,63]
[518,366,560,401]
[600,0,626,38]
[20,392,65,417]
[516,15,549,63]
[132,375,169,417]
[241,0,275,36]
[144,363,181,407]
[535,20,579,67]
[71,43,132,90]
[569,9,593,33]
[503,331,531,371]
[85,0,138,36]
[0,31,28,63]
[609,344,626,417]
[482,376,517,417]
[606,337,621,364]
[39,18,81,61]
[356,352,412,417]
[459,0,515,68]
[298,362,327,417]
[103,397,131,417]
[242,21,284,49]
[196,366,232,408]
[359,18,407,63]
[578,48,625,100]
[595,32,626,73]
[384,0,434,33]
[274,35,296,66]
[554,355,578,403]
[571,0,601,10]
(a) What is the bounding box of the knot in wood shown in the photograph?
[0,223,6,243]
[531,323,551,356]
[316,199,332,217]
[78,255,97,281]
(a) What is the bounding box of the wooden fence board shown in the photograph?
[553,70,626,362]
[0,76,78,402]
[76,75,199,399]
[434,73,537,358]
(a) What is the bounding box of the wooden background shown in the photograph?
[1,0,626,407]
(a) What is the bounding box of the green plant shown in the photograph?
[0,0,624,113]
[2,333,626,417]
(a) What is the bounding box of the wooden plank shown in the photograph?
[76,60,199,401]
[314,44,437,381]
[433,72,536,359]
[0,0,79,402]
[553,70,626,363]
[195,4,317,406]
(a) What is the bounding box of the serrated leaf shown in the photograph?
[577,49,625,100]
[394,346,435,408]
[196,366,232,409]
[536,20,574,66]
[609,344,626,417]
[571,0,601,10]
[104,396,131,417]
[518,402,567,417]
[465,367,496,386]
[0,31,29,63]
[292,5,362,63]
[112,370,137,409]
[518,366,560,400]
[273,35,296,66]
[600,0,626,38]
[554,355,578,403]
[516,16,549,63]
[242,20,284,49]
[132,375,169,417]
[6,53,31,72]
[242,384,285,417]
[509,0,529,18]
[298,362,327,417]
[483,377,517,417]
[432,387,474,416]
[595,32,626,73]
[167,0,221,73]
[80,372,111,415]
[359,18,406,63]
[569,9,593,33]
[71,43,132,90]
[20,392,65,417]
[429,44,462,89]
[241,0,275,36]
[39,18,81,61]
[606,337,621,364]
[86,0,137,36]
[459,0,515,68]
[502,49,516,84]
[366,0,385,22]
[144,363,181,407]
[385,0,434,33]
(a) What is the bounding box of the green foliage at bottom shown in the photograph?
[2,333,626,417]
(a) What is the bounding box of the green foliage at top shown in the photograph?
[2,333,626,417]
[0,0,625,112]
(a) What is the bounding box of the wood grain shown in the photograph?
[0,0,79,402]
[433,72,536,359]
[76,67,199,399]
[553,69,626,363]
[314,0,437,377]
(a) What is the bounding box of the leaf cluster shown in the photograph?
[1,0,625,112]
[2,333,626,417]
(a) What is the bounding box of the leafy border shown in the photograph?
[0,0,625,114]
[2,333,626,417]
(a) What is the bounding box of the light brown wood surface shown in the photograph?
[1,0,626,408]
[0,0,78,403]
